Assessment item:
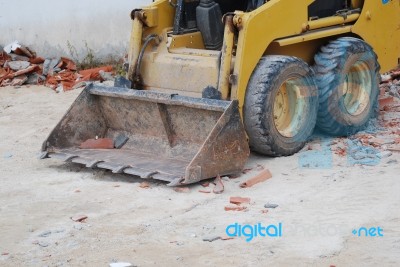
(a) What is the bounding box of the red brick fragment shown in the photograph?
[79,138,114,149]
[46,70,78,91]
[230,196,250,205]
[30,57,45,64]
[139,182,150,189]
[224,205,247,211]
[79,66,113,81]
[5,65,39,79]
[240,169,272,188]
[60,57,77,71]
[174,187,190,193]
[379,96,394,108]
[199,190,211,194]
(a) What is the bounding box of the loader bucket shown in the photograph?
[41,84,250,185]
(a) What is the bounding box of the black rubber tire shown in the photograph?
[313,37,380,136]
[244,56,319,156]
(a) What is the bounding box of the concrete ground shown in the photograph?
[0,85,399,266]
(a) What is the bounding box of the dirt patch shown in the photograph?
[0,86,399,266]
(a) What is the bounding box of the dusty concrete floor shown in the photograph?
[0,85,399,267]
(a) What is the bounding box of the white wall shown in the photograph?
[0,0,152,60]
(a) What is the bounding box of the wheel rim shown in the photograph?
[273,77,306,138]
[342,61,372,116]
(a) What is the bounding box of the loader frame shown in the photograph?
[129,0,400,114]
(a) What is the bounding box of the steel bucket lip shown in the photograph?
[41,84,250,185]
[89,84,235,112]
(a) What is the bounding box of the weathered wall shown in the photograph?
[0,0,151,60]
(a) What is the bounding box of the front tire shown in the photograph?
[313,37,380,136]
[244,56,318,156]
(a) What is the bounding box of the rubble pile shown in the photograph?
[331,71,400,163]
[0,41,114,92]
[380,68,400,99]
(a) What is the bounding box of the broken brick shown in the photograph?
[10,75,28,86]
[198,190,211,194]
[240,169,272,188]
[224,205,247,211]
[60,57,77,71]
[0,51,11,66]
[79,138,114,149]
[14,46,34,58]
[139,182,150,189]
[46,70,78,91]
[79,66,113,81]
[174,187,190,193]
[230,196,251,205]
[379,96,394,108]
[5,65,39,79]
[29,57,45,64]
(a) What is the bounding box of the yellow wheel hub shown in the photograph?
[342,61,372,116]
[273,77,306,138]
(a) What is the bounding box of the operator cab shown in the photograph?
[171,0,363,50]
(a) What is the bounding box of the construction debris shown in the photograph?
[229,196,251,205]
[224,205,247,211]
[139,182,151,189]
[174,187,191,193]
[0,41,114,91]
[240,169,272,188]
[264,203,279,209]
[70,215,88,222]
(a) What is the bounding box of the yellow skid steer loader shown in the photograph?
[42,0,400,185]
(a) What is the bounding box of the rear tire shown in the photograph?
[244,56,318,156]
[313,37,380,136]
